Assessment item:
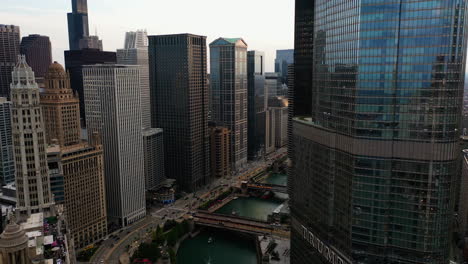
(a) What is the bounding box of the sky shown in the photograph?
[1,0,294,72]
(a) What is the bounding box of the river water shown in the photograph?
[177,229,257,264]
[214,196,283,221]
[262,173,287,186]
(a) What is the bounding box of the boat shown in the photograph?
[231,210,237,216]
[208,237,213,244]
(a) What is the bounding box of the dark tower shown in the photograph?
[20,35,52,81]
[67,0,89,50]
[0,25,20,98]
[148,34,211,192]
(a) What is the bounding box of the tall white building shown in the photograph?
[10,55,54,218]
[83,64,145,227]
[123,30,148,49]
[117,30,150,129]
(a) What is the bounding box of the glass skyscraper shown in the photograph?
[290,1,468,264]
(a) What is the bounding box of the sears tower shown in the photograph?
[67,0,89,50]
[290,1,468,264]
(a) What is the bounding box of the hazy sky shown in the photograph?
[1,0,294,72]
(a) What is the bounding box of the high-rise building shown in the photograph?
[64,49,116,125]
[41,62,81,147]
[0,25,20,99]
[47,141,107,248]
[292,0,313,117]
[20,35,52,84]
[117,30,151,129]
[124,30,148,49]
[142,128,166,191]
[67,0,102,51]
[274,49,294,84]
[210,38,248,171]
[209,125,231,178]
[247,51,266,160]
[268,97,288,148]
[67,0,89,51]
[265,72,282,98]
[11,56,53,219]
[149,34,211,192]
[83,64,145,227]
[0,98,14,185]
[0,215,30,264]
[42,62,107,248]
[290,1,468,263]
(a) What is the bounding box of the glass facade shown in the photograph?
[291,1,468,264]
[247,51,266,160]
[210,38,248,170]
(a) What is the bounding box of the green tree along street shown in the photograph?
[131,220,191,263]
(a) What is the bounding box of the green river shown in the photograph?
[214,196,283,221]
[177,229,257,264]
[262,173,287,186]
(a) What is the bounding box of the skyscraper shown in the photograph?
[148,34,210,192]
[0,98,14,185]
[274,49,294,84]
[11,56,53,219]
[210,38,248,170]
[290,1,468,264]
[67,0,103,51]
[142,128,166,191]
[41,62,81,147]
[42,62,107,248]
[20,35,52,83]
[209,125,231,178]
[83,64,145,227]
[292,0,313,117]
[117,30,151,129]
[247,50,266,160]
[0,25,20,99]
[67,0,89,51]
[64,49,116,125]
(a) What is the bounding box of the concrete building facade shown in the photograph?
[209,126,231,178]
[83,64,145,227]
[10,56,53,219]
[142,128,166,191]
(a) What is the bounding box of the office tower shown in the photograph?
[265,72,282,98]
[20,35,52,84]
[83,64,145,227]
[292,0,313,117]
[142,128,166,191]
[64,49,116,125]
[148,34,211,192]
[459,150,468,245]
[0,98,14,185]
[290,1,468,264]
[265,110,275,155]
[274,49,294,84]
[11,56,53,218]
[46,146,65,204]
[268,97,288,148]
[45,140,106,248]
[41,62,81,147]
[210,38,248,170]
[67,0,89,50]
[0,25,20,99]
[79,35,102,51]
[124,30,148,49]
[117,30,151,128]
[41,62,107,247]
[209,125,231,178]
[247,51,267,160]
